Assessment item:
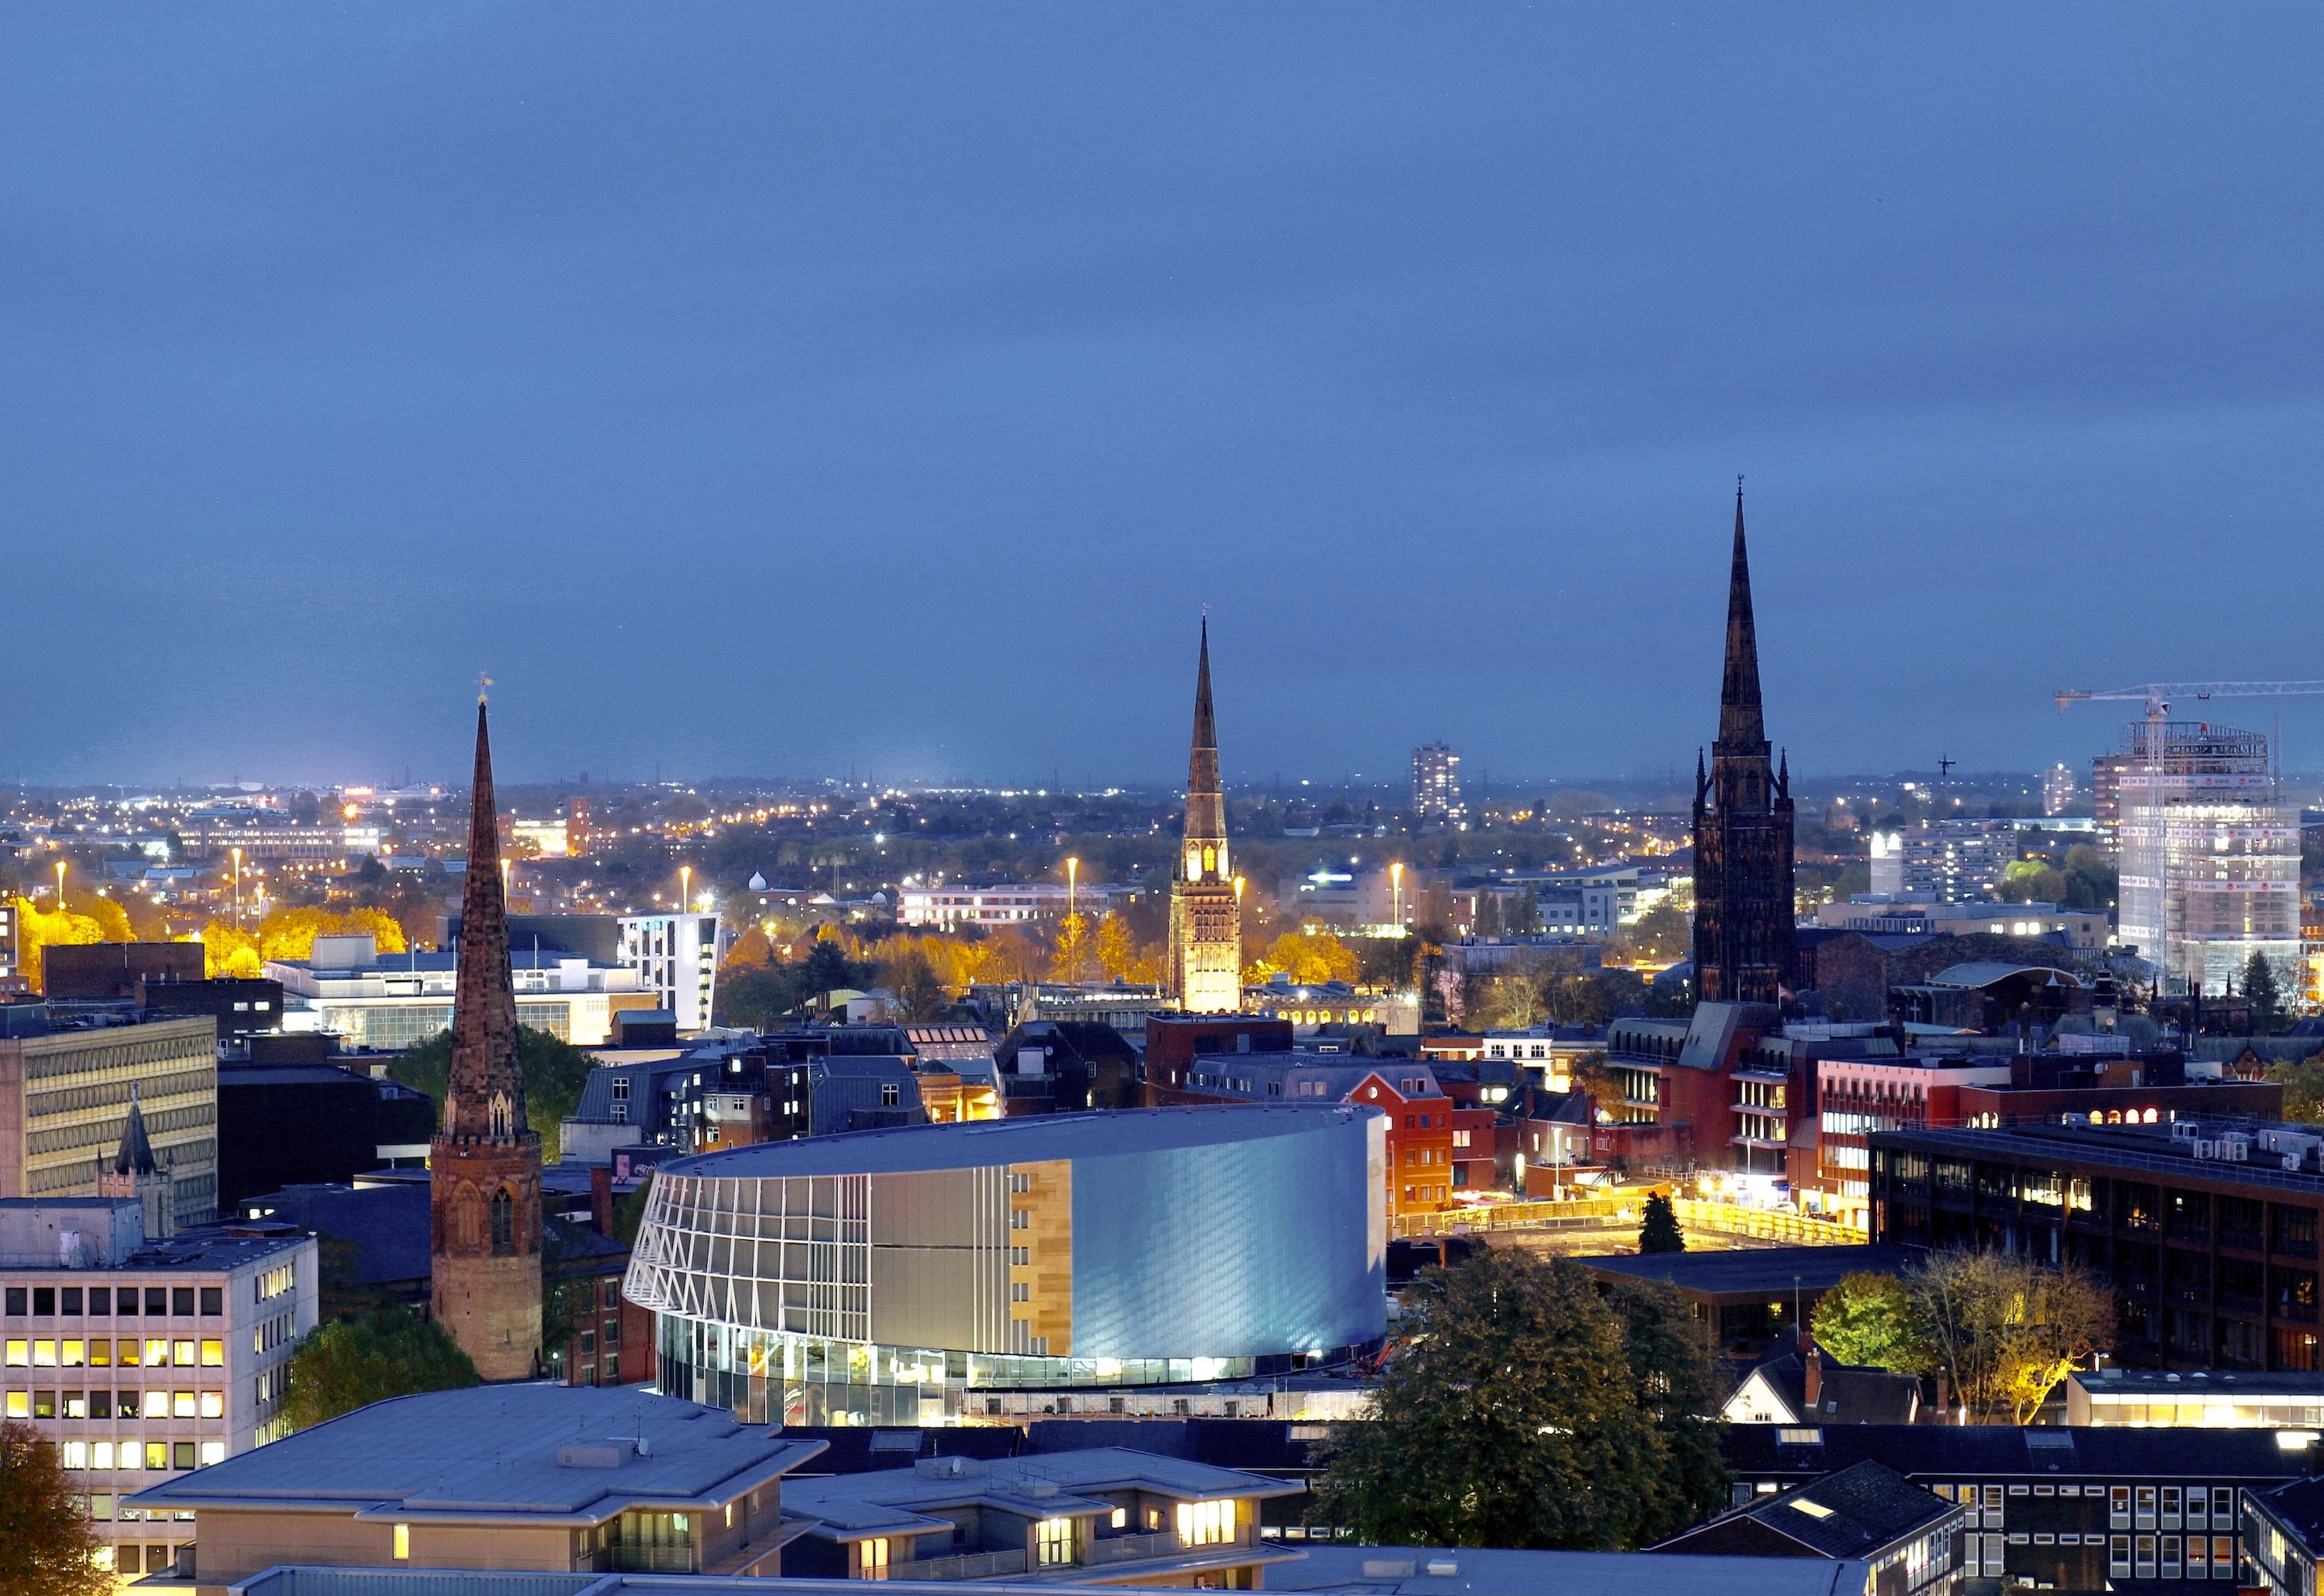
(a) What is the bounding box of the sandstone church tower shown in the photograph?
[1691,486,1796,1005]
[1169,620,1242,1013]
[430,696,543,1380]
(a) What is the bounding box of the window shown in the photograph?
[1110,1507,1128,1529]
[1011,1283,1030,1302]
[200,1390,224,1418]
[144,1443,168,1471]
[1177,1500,1236,1547]
[491,1189,515,1254]
[200,1339,222,1367]
[2,1289,22,1316]
[88,1288,109,1316]
[1036,1518,1076,1566]
[145,1339,169,1368]
[144,1390,167,1418]
[173,1390,196,1417]
[199,1288,221,1317]
[32,1287,54,1315]
[1010,1210,1030,1230]
[2110,1536,2131,1578]
[394,1524,411,1561]
[173,1339,194,1368]
[172,1288,194,1317]
[880,1083,900,1107]
[859,1537,890,1579]
[200,1440,224,1466]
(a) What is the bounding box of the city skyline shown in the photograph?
[8,9,2324,783]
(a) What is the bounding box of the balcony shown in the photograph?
[888,1548,1031,1581]
[1088,1530,1203,1565]
[587,1547,698,1573]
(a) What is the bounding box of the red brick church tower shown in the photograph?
[1691,486,1796,1005]
[430,696,542,1379]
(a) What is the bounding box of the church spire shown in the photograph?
[446,700,525,1140]
[1183,617,1225,848]
[1718,480,1766,750]
[112,1082,157,1177]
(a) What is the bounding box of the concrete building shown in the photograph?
[0,1195,316,1582]
[1647,1459,1963,1596]
[898,884,1122,931]
[0,1010,219,1228]
[1411,742,1464,823]
[625,1107,1387,1426]
[126,1384,826,1590]
[1808,897,2109,951]
[2115,721,2300,997]
[1866,822,2017,905]
[2095,750,2137,854]
[619,912,721,1033]
[269,937,651,1050]
[2045,762,2079,817]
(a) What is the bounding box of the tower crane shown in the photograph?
[2054,681,2324,722]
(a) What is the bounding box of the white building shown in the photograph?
[2043,762,2078,816]
[2116,720,2300,996]
[1868,821,2015,904]
[619,913,721,1033]
[1412,742,1465,821]
[268,934,648,1049]
[897,884,1117,931]
[0,1196,317,1582]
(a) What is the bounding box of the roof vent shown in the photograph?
[1425,1560,1459,1577]
[558,1445,622,1469]
[1363,1561,1417,1578]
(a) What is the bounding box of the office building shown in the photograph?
[2114,720,2299,997]
[624,1106,1387,1426]
[2066,1367,2324,1427]
[1411,742,1464,823]
[1169,621,1241,1014]
[1870,822,2017,905]
[0,1194,316,1582]
[1808,896,2109,950]
[619,912,721,1032]
[782,1447,1301,1586]
[127,1384,826,1590]
[270,937,650,1049]
[43,941,204,1000]
[898,883,1122,931]
[1692,488,1796,1004]
[2045,762,2079,816]
[1871,1118,2324,1370]
[215,1059,435,1209]
[2095,750,2136,854]
[430,700,544,1382]
[1722,1423,2292,1590]
[0,1010,219,1227]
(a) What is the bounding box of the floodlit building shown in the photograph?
[1168,622,1241,1014]
[0,1195,316,1583]
[620,912,721,1032]
[1411,742,1464,822]
[625,1106,1386,1427]
[268,936,649,1049]
[2113,721,2299,996]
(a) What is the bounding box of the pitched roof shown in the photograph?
[1729,1349,1921,1426]
[113,1084,158,1177]
[1650,1460,1950,1560]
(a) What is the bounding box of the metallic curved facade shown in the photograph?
[625,1105,1386,1424]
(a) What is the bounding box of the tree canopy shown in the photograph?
[390,1024,598,1162]
[1636,1194,1686,1254]
[1805,1251,2112,1422]
[1311,1246,1726,1548]
[0,1421,110,1595]
[280,1310,479,1431]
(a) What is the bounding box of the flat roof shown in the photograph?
[1871,1122,2324,1197]
[1573,1245,1912,1301]
[784,1448,1300,1539]
[1272,1544,1870,1596]
[127,1385,826,1524]
[663,1105,1376,1180]
[0,1216,312,1275]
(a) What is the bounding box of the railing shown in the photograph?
[1393,1197,1867,1243]
[1674,1201,1866,1244]
[599,1546,698,1573]
[888,1548,1030,1581]
[1087,1530,1195,1565]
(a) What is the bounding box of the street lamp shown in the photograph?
[1390,861,1404,930]
[230,847,243,926]
[681,864,692,913]
[1065,857,1080,984]
[54,860,66,909]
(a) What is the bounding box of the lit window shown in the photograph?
[200,1440,224,1466]
[200,1340,223,1368]
[1036,1518,1076,1566]
[199,1390,224,1418]
[394,1524,411,1561]
[860,1536,890,1579]
[1176,1500,1237,1547]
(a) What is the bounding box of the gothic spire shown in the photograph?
[1719,481,1766,750]
[1184,617,1225,846]
[446,700,525,1139]
[113,1081,156,1177]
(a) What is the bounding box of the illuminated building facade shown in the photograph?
[625,1106,1386,1426]
[1169,621,1241,1013]
[1411,742,1464,821]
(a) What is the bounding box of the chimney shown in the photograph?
[1803,1341,1824,1411]
[1934,1366,1952,1423]
[591,1165,614,1239]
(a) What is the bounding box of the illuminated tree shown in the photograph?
[3,900,105,993]
[1050,913,1091,982]
[199,921,264,979]
[0,1421,109,1594]
[1095,913,1135,980]
[722,923,776,969]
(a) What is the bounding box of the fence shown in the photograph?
[1392,1197,1866,1245]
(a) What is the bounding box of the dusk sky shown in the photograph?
[8,6,2323,788]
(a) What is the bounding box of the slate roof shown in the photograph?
[1733,1348,1921,1425]
[127,1385,826,1523]
[1723,1422,2315,1480]
[1650,1460,1950,1560]
[2252,1475,2324,1552]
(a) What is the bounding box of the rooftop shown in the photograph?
[1723,1423,2318,1478]
[1872,1121,2324,1196]
[1653,1460,1950,1560]
[662,1104,1377,1180]
[1573,1245,1912,1301]
[783,1447,1299,1540]
[126,1385,826,1524]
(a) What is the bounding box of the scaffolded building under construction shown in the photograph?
[2114,719,2299,997]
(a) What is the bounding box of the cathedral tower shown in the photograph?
[1691,487,1796,1005]
[430,696,543,1380]
[1169,620,1243,1013]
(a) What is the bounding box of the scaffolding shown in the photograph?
[2114,721,2299,998]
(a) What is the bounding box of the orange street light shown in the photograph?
[681,864,693,912]
[54,860,66,909]
[1390,861,1404,928]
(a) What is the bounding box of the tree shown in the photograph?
[1810,1272,1924,1370]
[1608,1280,1732,1543]
[2059,845,2117,913]
[1908,1249,2113,1423]
[1605,900,1690,967]
[2246,950,2288,1035]
[391,1025,599,1162]
[0,1421,109,1595]
[2270,1053,2324,1125]
[1095,913,1136,981]
[1311,1247,1723,1548]
[1051,913,1092,983]
[4,899,107,993]
[886,950,944,1021]
[723,923,776,969]
[280,1310,479,1431]
[1637,1193,1685,1254]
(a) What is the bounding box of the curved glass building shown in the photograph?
[625,1105,1386,1425]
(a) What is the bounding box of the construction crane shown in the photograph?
[2054,681,2324,721]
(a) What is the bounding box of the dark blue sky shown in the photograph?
[8,6,2322,788]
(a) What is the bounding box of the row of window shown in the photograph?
[1956,1528,2238,1577]
[5,1389,225,1419]
[1931,1481,2239,1531]
[5,1338,224,1368]
[2,1285,223,1318]
[64,1438,227,1470]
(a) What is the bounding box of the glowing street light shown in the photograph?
[680,864,693,913]
[1390,861,1404,929]
[54,860,66,909]
[1066,857,1080,984]
[231,846,243,926]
